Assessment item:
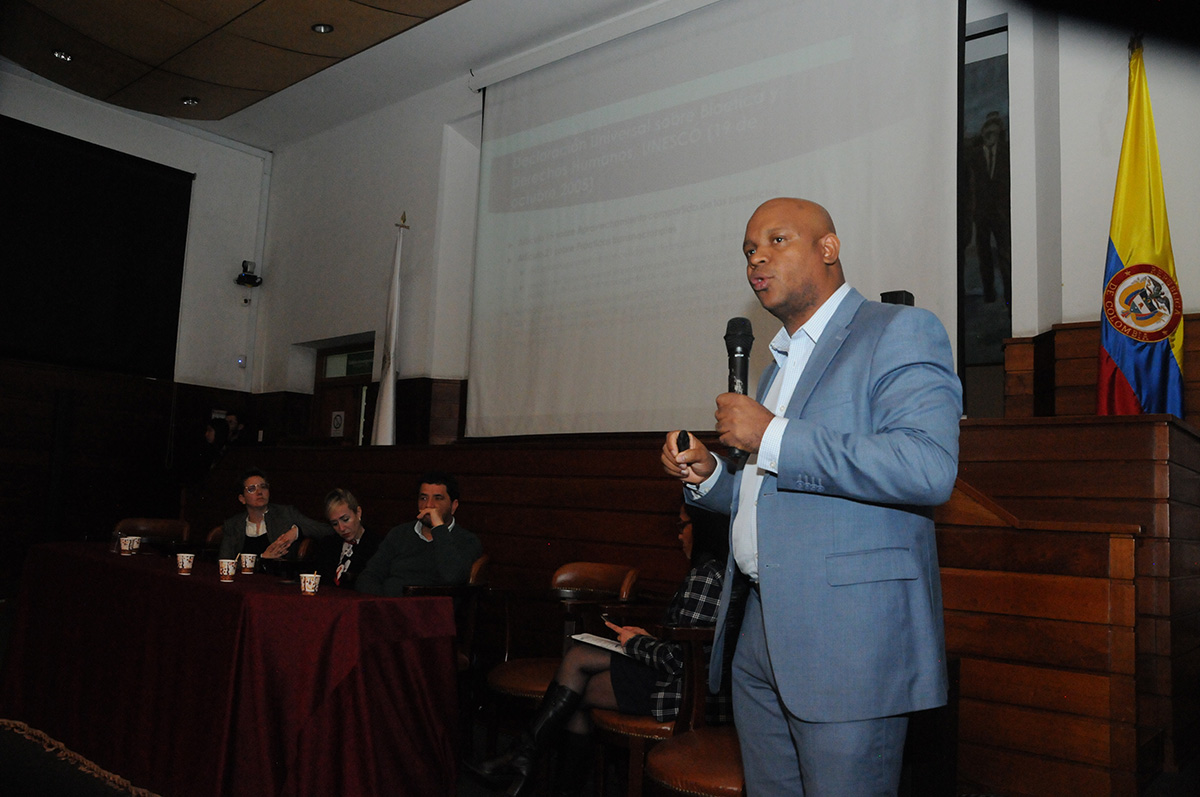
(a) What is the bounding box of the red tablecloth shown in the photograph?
[0,543,459,796]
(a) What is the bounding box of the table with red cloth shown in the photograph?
[0,542,460,797]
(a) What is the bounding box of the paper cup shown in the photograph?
[119,536,137,555]
[176,552,194,575]
[239,552,257,575]
[299,573,321,596]
[218,559,237,582]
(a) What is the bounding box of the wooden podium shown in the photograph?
[942,415,1200,795]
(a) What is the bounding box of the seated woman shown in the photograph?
[468,503,730,797]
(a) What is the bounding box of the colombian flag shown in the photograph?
[1098,42,1184,417]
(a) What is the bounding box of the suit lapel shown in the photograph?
[784,288,864,417]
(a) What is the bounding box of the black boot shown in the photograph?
[551,731,592,797]
[465,683,583,791]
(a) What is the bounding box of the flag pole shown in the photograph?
[371,214,408,445]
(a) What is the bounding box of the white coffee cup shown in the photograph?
[218,559,237,582]
[176,552,194,575]
[299,573,321,596]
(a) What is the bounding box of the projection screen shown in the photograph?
[467,0,959,437]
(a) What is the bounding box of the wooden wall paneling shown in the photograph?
[941,568,1134,625]
[1169,461,1200,509]
[1135,616,1170,656]
[1003,373,1034,418]
[1053,323,1101,418]
[957,741,1134,797]
[1163,572,1200,617]
[944,612,1134,673]
[958,417,1200,772]
[936,480,1143,793]
[429,378,467,444]
[978,497,1163,536]
[959,698,1135,769]
[1056,384,1097,417]
[1006,315,1200,424]
[1053,325,1098,359]
[1168,423,1200,473]
[959,658,1135,722]
[1002,329,1056,418]
[1004,338,1034,371]
[959,417,1169,462]
[1003,337,1035,418]
[1055,356,1098,388]
[937,525,1128,577]
[958,459,1165,500]
[1171,607,1200,656]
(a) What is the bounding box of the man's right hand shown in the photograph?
[661,430,717,485]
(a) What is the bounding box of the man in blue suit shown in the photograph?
[662,198,961,794]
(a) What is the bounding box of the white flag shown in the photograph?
[371,223,405,445]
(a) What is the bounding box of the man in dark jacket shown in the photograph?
[356,472,482,596]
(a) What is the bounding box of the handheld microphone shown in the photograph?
[723,317,754,462]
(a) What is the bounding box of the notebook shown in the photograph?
[570,632,631,658]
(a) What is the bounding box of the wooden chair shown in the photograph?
[588,601,675,797]
[484,562,640,753]
[643,627,744,797]
[404,553,491,754]
[204,525,223,557]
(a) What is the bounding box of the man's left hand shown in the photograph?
[715,392,773,454]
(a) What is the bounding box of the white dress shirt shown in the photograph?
[692,283,852,581]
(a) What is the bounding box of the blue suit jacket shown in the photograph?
[695,288,961,723]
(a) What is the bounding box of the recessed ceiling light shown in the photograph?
[311,23,334,34]
[181,96,200,106]
[53,50,73,62]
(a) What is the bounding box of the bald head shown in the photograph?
[743,197,844,334]
[752,198,837,238]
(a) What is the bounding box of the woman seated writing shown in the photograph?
[468,504,731,796]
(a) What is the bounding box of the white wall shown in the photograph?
[972,3,1200,337]
[1056,21,1200,324]
[259,78,482,393]
[0,69,270,393]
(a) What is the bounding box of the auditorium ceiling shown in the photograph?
[0,0,470,121]
[2,1,1195,151]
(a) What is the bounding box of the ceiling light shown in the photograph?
[311,23,334,34]
[181,96,200,106]
[53,50,72,62]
